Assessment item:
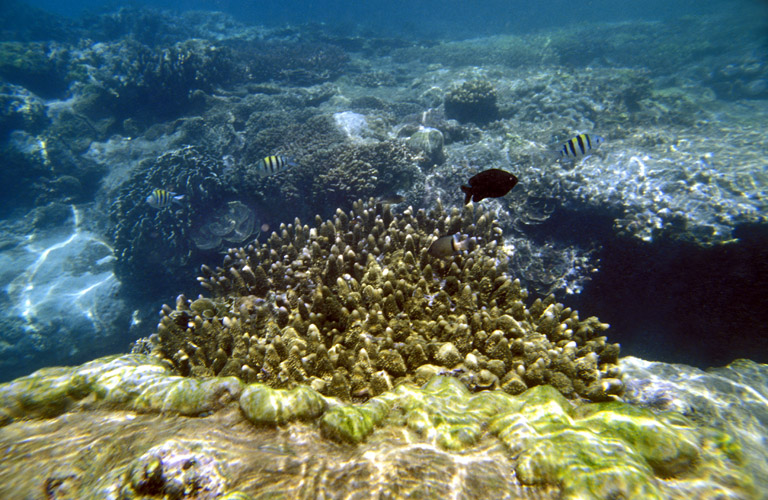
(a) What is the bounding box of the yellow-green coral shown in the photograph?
[240,384,326,425]
[0,355,754,499]
[319,376,751,499]
[0,354,243,424]
[150,198,623,403]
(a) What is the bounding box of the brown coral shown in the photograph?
[150,199,622,402]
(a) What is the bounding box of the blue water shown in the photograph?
[18,0,753,38]
[0,0,766,383]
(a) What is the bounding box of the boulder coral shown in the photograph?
[0,355,753,499]
[150,198,623,402]
[444,79,500,124]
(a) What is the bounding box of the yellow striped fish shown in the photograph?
[255,155,297,177]
[146,189,184,209]
[558,134,605,158]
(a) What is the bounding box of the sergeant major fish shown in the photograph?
[427,235,474,258]
[255,155,297,177]
[460,168,518,204]
[146,189,184,209]
[558,133,605,159]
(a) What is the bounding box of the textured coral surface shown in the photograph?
[150,199,622,402]
[0,354,754,500]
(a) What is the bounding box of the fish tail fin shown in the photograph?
[172,194,185,205]
[460,185,472,205]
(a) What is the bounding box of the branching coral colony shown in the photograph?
[150,198,622,402]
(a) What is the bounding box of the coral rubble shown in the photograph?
[150,198,622,402]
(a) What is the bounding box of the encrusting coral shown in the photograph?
[0,355,753,499]
[150,198,622,402]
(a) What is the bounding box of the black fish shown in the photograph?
[460,168,518,204]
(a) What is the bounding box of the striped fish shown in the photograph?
[146,189,184,209]
[255,155,297,177]
[558,134,605,158]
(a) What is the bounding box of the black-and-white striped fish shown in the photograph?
[255,155,297,177]
[558,134,605,158]
[146,189,184,209]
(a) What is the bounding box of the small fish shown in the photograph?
[427,235,473,258]
[146,189,184,209]
[460,168,518,204]
[558,133,605,158]
[255,155,297,177]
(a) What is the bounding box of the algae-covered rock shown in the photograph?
[405,126,445,166]
[319,398,389,444]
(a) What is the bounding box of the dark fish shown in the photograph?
[146,189,184,209]
[255,155,297,177]
[558,133,605,158]
[427,235,473,258]
[460,168,518,204]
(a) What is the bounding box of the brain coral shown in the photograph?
[150,199,622,402]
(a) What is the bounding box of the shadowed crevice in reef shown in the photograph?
[571,222,768,367]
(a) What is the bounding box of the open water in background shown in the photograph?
[22,0,756,38]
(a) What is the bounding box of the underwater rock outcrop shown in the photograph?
[150,198,622,402]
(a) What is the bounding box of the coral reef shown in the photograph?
[0,83,48,139]
[622,356,768,494]
[0,41,70,98]
[707,56,768,100]
[237,124,423,220]
[71,38,237,129]
[0,354,243,425]
[444,79,500,124]
[0,354,755,499]
[232,39,349,86]
[110,146,227,292]
[150,198,622,402]
[190,201,258,251]
[307,141,422,210]
[405,126,445,167]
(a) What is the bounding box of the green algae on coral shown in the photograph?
[0,354,755,499]
[0,354,243,425]
[320,397,389,444]
[240,383,327,425]
[316,377,752,499]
